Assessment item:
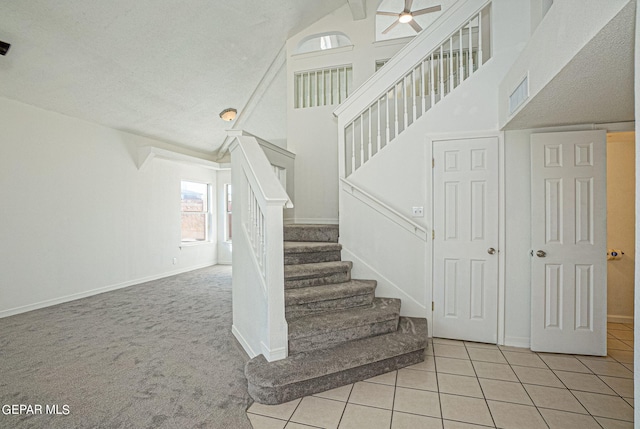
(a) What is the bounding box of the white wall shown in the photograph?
[0,97,219,317]
[606,132,635,323]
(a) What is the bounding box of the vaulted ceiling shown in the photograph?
[0,0,348,154]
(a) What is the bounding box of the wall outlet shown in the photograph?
[172,257,177,265]
[412,206,424,217]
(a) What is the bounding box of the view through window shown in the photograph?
[181,181,210,242]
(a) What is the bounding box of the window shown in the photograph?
[295,32,352,54]
[181,181,211,242]
[224,184,232,242]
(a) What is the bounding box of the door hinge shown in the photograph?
[432,230,435,240]
[432,301,435,311]
[432,158,435,168]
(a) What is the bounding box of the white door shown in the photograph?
[530,130,607,355]
[433,137,499,343]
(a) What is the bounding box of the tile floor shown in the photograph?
[247,323,634,428]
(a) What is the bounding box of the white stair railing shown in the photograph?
[229,131,293,362]
[334,0,492,177]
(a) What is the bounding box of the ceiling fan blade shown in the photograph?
[412,5,442,16]
[404,0,414,13]
[409,20,423,33]
[376,11,399,16]
[382,20,401,34]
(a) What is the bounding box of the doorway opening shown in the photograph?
[605,131,635,352]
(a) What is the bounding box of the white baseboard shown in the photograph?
[232,325,257,358]
[261,341,287,362]
[608,314,634,324]
[292,217,339,225]
[504,336,531,349]
[0,262,217,319]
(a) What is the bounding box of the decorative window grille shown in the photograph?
[294,65,353,109]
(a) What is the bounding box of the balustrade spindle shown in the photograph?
[459,28,464,83]
[468,21,474,74]
[428,55,434,107]
[368,106,373,161]
[439,46,444,99]
[351,123,356,173]
[449,38,454,93]
[421,62,426,114]
[403,76,409,129]
[412,68,417,121]
[478,12,483,66]
[360,114,365,166]
[385,92,390,145]
[377,99,382,153]
[394,84,399,140]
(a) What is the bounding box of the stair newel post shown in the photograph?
[263,202,289,361]
[229,131,292,363]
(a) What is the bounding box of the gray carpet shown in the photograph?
[0,265,253,429]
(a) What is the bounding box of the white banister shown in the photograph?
[334,0,491,178]
[229,131,293,362]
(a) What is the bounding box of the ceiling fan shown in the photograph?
[377,0,442,34]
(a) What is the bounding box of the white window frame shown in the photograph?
[224,183,232,242]
[180,180,212,244]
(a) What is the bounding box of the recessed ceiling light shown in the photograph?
[219,108,237,122]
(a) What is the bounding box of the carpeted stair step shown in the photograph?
[284,241,342,265]
[284,224,339,243]
[246,317,428,405]
[284,261,352,289]
[285,280,377,320]
[288,298,401,354]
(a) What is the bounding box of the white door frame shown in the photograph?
[426,131,506,344]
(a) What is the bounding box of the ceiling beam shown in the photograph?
[347,0,367,20]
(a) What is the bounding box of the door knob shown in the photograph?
[487,248,496,255]
[536,250,546,258]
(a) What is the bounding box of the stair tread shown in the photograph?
[285,279,376,306]
[284,261,352,279]
[284,241,342,253]
[246,317,427,388]
[284,224,339,243]
[288,297,400,340]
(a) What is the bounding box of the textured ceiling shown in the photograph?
[504,1,635,130]
[0,0,346,154]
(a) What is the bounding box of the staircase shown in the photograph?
[244,224,428,405]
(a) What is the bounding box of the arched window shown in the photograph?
[295,32,352,54]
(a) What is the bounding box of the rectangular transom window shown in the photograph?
[181,180,211,242]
